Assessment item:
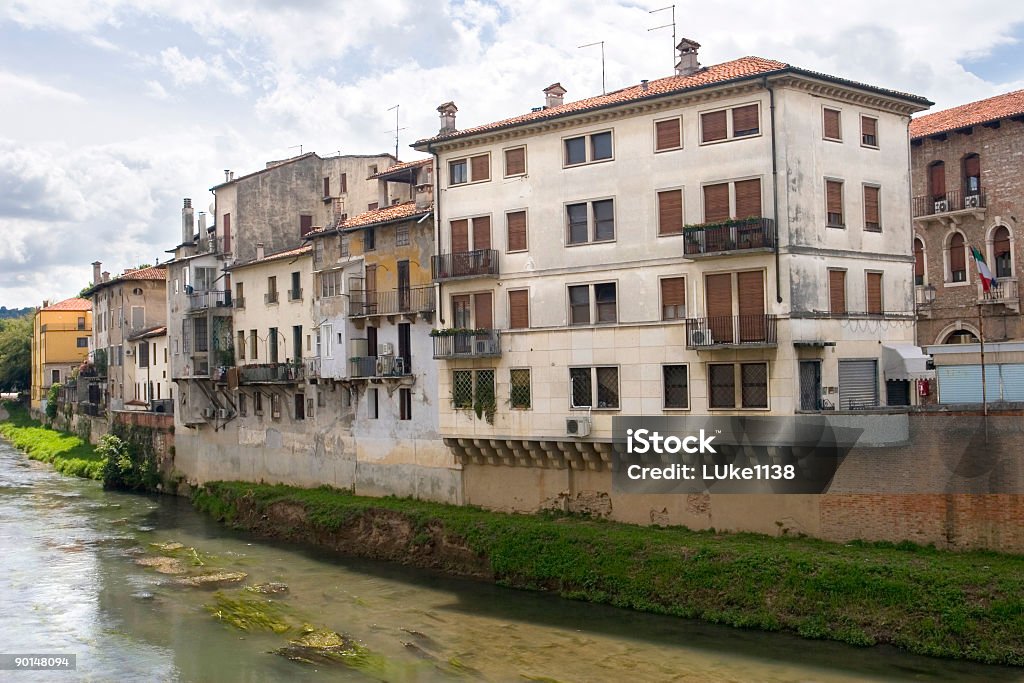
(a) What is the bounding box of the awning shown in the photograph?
[883,343,935,381]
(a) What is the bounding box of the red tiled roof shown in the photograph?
[910,89,1024,139]
[230,244,311,270]
[415,56,928,146]
[340,201,430,231]
[368,158,431,179]
[42,297,92,312]
[118,266,166,281]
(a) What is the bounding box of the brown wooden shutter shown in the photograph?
[701,110,728,142]
[300,214,313,236]
[994,226,1010,257]
[472,215,491,250]
[914,240,924,279]
[661,277,685,310]
[323,177,330,197]
[929,163,946,199]
[734,179,762,218]
[451,294,471,328]
[964,155,980,178]
[340,173,347,193]
[737,272,765,316]
[470,154,489,181]
[829,270,846,314]
[731,104,759,134]
[826,180,843,223]
[508,290,529,329]
[861,116,877,140]
[365,265,377,295]
[864,186,880,228]
[474,292,493,329]
[950,233,966,272]
[823,108,841,139]
[658,189,683,235]
[655,118,681,150]
[866,272,883,314]
[504,147,526,176]
[703,183,730,222]
[451,219,469,253]
[705,273,733,343]
[506,211,527,251]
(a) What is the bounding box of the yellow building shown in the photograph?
[31,298,93,414]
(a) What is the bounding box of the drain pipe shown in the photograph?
[428,141,444,326]
[765,76,783,304]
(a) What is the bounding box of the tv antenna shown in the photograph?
[648,4,676,71]
[386,104,407,160]
[578,41,606,95]
[288,144,303,156]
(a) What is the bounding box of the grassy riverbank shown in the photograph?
[193,480,1024,666]
[0,403,104,479]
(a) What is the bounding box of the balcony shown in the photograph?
[238,362,303,384]
[349,286,436,321]
[913,189,986,222]
[288,288,303,302]
[303,356,321,379]
[683,218,776,258]
[978,277,1020,312]
[685,315,778,349]
[349,355,412,379]
[187,289,232,313]
[431,249,499,281]
[265,291,279,305]
[432,330,501,359]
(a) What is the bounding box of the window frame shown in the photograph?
[699,102,762,145]
[662,363,690,410]
[656,186,684,236]
[653,116,683,153]
[562,129,614,167]
[822,106,843,142]
[659,275,687,321]
[707,362,770,410]
[505,209,529,253]
[503,145,527,177]
[863,183,882,232]
[509,367,532,410]
[507,288,530,329]
[865,270,884,315]
[569,365,620,410]
[860,115,879,149]
[564,197,616,245]
[828,268,847,316]
[825,178,845,228]
[567,281,618,326]
[451,368,495,411]
[448,153,491,186]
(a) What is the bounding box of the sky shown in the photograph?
[1,0,1023,308]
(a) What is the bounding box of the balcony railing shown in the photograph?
[432,330,501,359]
[288,288,303,301]
[683,217,776,257]
[187,289,232,312]
[979,277,1019,306]
[304,356,321,379]
[234,297,245,309]
[150,398,175,415]
[431,249,499,281]
[685,315,778,349]
[265,292,279,304]
[349,286,436,317]
[238,362,303,383]
[913,189,986,218]
[40,323,91,333]
[349,355,411,378]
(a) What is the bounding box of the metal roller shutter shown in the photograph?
[1000,364,1024,401]
[703,183,730,222]
[838,359,878,409]
[937,365,999,404]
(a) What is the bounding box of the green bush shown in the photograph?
[0,403,104,479]
[45,382,61,419]
[99,433,160,491]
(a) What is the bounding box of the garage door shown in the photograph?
[938,364,1024,403]
[839,359,878,410]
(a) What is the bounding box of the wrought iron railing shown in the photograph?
[349,355,411,378]
[432,330,501,359]
[912,189,986,218]
[683,218,776,256]
[238,362,303,383]
[684,315,778,348]
[349,286,436,317]
[187,290,231,311]
[431,249,499,280]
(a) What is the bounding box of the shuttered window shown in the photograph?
[472,215,491,250]
[470,154,489,181]
[929,162,946,200]
[964,154,981,178]
[826,180,844,227]
[994,226,1012,278]
[866,272,883,315]
[657,189,684,235]
[823,108,842,140]
[701,110,728,143]
[950,233,966,282]
[914,239,925,285]
[734,179,762,219]
[731,104,759,136]
[450,219,469,253]
[703,183,730,222]
[504,147,526,176]
[661,277,686,320]
[829,270,846,314]
[506,210,528,252]
[864,185,881,231]
[705,273,734,344]
[655,118,682,151]
[474,292,493,330]
[508,290,529,329]
[300,214,313,236]
[861,116,878,147]
[737,271,765,342]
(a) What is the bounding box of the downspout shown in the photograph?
[428,141,444,326]
[765,76,783,304]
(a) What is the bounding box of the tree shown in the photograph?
[0,313,33,392]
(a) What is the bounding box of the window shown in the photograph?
[826,179,844,227]
[702,179,762,222]
[508,289,530,329]
[449,154,489,185]
[270,393,281,419]
[929,161,946,201]
[321,324,332,358]
[76,337,89,348]
[364,227,376,251]
[451,292,492,330]
[663,365,689,409]
[295,393,305,421]
[566,199,615,244]
[323,177,330,197]
[568,282,617,325]
[993,226,1012,279]
[657,189,684,235]
[77,316,86,330]
[238,393,247,417]
[823,108,842,141]
[340,173,348,193]
[949,232,967,282]
[235,282,244,308]
[866,272,883,315]
[964,154,981,194]
[506,210,528,252]
[237,331,246,360]
[300,214,313,237]
[914,238,926,286]
[863,185,881,232]
[570,366,619,409]
[510,368,531,409]
[266,276,278,304]
[340,234,350,257]
[368,388,379,419]
[661,277,686,320]
[396,224,410,246]
[861,116,878,148]
[710,363,768,409]
[655,117,682,152]
[700,103,760,143]
[451,369,495,410]
[289,271,302,301]
[829,269,847,315]
[320,270,342,298]
[249,330,258,360]
[399,387,412,420]
[564,131,613,166]
[368,202,378,211]
[194,266,216,292]
[504,146,526,176]
[740,363,769,408]
[254,391,263,415]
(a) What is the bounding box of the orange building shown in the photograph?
[31,298,93,414]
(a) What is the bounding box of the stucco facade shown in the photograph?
[31,298,92,412]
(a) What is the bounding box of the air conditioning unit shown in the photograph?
[475,338,498,354]
[933,199,949,213]
[375,356,390,376]
[202,407,216,419]
[964,194,981,208]
[566,416,591,437]
[217,408,229,419]
[378,342,394,356]
[125,348,134,356]
[689,329,714,346]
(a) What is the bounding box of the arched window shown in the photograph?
[928,160,946,201]
[949,232,966,283]
[993,225,1012,279]
[945,329,978,344]
[914,237,926,286]
[963,153,981,195]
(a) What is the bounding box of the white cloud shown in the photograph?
[144,79,171,101]
[0,71,84,103]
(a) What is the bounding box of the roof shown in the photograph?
[414,56,930,147]
[228,244,311,270]
[368,158,431,180]
[82,266,166,297]
[910,89,1024,139]
[42,297,92,312]
[210,151,399,190]
[340,201,431,232]
[127,325,167,342]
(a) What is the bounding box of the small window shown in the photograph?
[701,110,728,143]
[657,189,684,235]
[731,104,760,137]
[569,366,619,409]
[295,393,305,421]
[399,387,412,420]
[701,103,760,143]
[76,337,89,348]
[823,108,842,141]
[396,224,410,246]
[949,232,967,282]
[594,283,617,323]
[506,210,528,252]
[368,388,379,419]
[663,365,689,409]
[914,238,926,286]
[826,179,844,228]
[829,269,847,315]
[368,165,378,175]
[861,116,878,148]
[323,176,331,197]
[568,285,590,325]
[270,393,281,419]
[504,146,527,176]
[740,363,768,408]
[655,117,682,152]
[569,283,616,325]
[364,227,376,251]
[254,391,263,415]
[864,185,881,232]
[661,277,686,320]
[238,393,247,417]
[449,154,489,185]
[564,131,613,166]
[339,234,350,257]
[866,271,883,315]
[300,214,313,237]
[237,331,246,359]
[508,289,530,329]
[510,368,531,409]
[452,370,473,409]
[566,199,615,244]
[708,364,736,409]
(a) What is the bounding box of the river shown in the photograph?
[1,440,1021,683]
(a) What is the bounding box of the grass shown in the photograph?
[0,402,105,480]
[193,481,1024,666]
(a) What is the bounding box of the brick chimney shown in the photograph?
[675,38,701,76]
[198,211,207,234]
[182,198,194,245]
[256,242,265,261]
[543,83,567,108]
[102,271,110,282]
[92,261,101,286]
[437,102,458,134]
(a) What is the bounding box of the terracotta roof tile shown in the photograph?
[229,244,311,270]
[368,158,431,180]
[340,201,431,232]
[118,266,167,281]
[42,297,92,312]
[910,89,1024,139]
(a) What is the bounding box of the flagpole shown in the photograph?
[978,300,987,418]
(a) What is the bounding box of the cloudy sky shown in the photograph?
[1,1,1023,308]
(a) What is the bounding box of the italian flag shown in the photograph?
[971,246,998,292]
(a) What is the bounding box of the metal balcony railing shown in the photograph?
[432,330,501,359]
[348,355,411,378]
[265,292,279,304]
[40,323,90,332]
[431,249,499,280]
[349,286,436,317]
[187,290,232,311]
[288,288,303,301]
[685,315,778,349]
[238,362,303,383]
[304,356,321,379]
[150,398,174,415]
[683,217,776,256]
[913,189,986,218]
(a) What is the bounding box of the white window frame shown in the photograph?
[448,152,491,186]
[565,197,616,245]
[562,129,614,167]
[567,281,618,326]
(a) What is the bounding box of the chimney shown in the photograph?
[198,211,207,233]
[102,271,110,282]
[437,102,458,134]
[182,198,194,245]
[224,170,231,183]
[675,38,701,76]
[92,261,101,286]
[641,79,649,92]
[43,299,50,308]
[256,242,265,261]
[543,83,567,108]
